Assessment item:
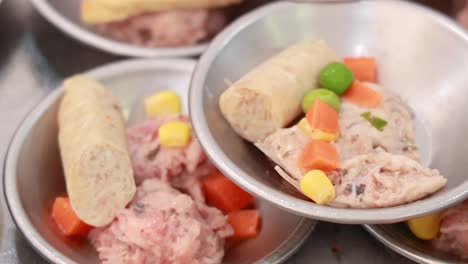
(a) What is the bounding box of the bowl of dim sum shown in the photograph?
[4,58,317,264]
[28,0,265,57]
[189,0,468,224]
[364,199,468,263]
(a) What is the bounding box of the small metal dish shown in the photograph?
[189,0,468,224]
[4,59,316,264]
[364,224,459,264]
[28,0,211,57]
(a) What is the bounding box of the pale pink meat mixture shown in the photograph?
[90,179,232,264]
[96,9,227,47]
[90,116,232,264]
[126,115,215,202]
[432,200,468,260]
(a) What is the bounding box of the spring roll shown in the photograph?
[58,75,136,227]
[82,0,242,24]
[219,40,338,143]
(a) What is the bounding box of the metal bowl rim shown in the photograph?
[189,0,468,224]
[28,0,208,57]
[363,225,453,264]
[3,58,316,264]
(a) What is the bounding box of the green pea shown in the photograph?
[319,62,354,95]
[302,89,340,113]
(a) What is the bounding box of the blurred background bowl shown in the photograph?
[4,59,316,264]
[27,0,269,57]
[364,224,459,264]
[189,0,468,224]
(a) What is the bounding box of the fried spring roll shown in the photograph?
[81,0,243,24]
[219,40,338,143]
[58,75,136,227]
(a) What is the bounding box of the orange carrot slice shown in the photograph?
[343,57,377,82]
[227,209,261,240]
[342,80,383,108]
[297,140,340,171]
[305,99,339,134]
[51,197,92,237]
[202,171,255,213]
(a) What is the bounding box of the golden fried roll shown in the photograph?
[219,40,338,143]
[81,0,242,24]
[58,75,136,227]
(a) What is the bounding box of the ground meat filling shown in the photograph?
[126,115,215,203]
[90,179,232,264]
[432,201,468,260]
[95,9,227,47]
[90,116,232,264]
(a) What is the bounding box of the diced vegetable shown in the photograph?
[227,210,261,240]
[297,140,340,171]
[297,118,338,141]
[302,89,340,112]
[51,197,92,237]
[342,80,383,108]
[343,57,377,83]
[158,121,191,147]
[299,170,336,205]
[305,99,339,134]
[202,170,255,213]
[144,90,181,117]
[361,112,387,131]
[407,214,441,240]
[319,62,354,95]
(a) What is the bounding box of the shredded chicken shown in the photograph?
[255,83,446,208]
[336,83,419,161]
[329,150,446,208]
[255,126,308,181]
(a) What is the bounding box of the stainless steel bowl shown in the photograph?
[4,59,316,264]
[364,224,459,264]
[189,0,468,224]
[27,0,208,57]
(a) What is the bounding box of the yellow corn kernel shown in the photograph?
[297,118,338,141]
[158,121,191,147]
[144,90,181,117]
[299,170,336,205]
[407,214,441,240]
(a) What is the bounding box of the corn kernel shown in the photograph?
[158,121,191,147]
[298,118,338,141]
[299,170,336,205]
[407,214,441,240]
[144,90,181,117]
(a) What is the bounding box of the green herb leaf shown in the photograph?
[361,112,387,131]
[370,117,387,131]
[361,112,372,120]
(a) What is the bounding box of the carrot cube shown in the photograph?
[227,209,261,240]
[51,197,92,237]
[305,99,339,134]
[342,80,383,108]
[297,140,340,171]
[202,171,255,213]
[343,57,377,82]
